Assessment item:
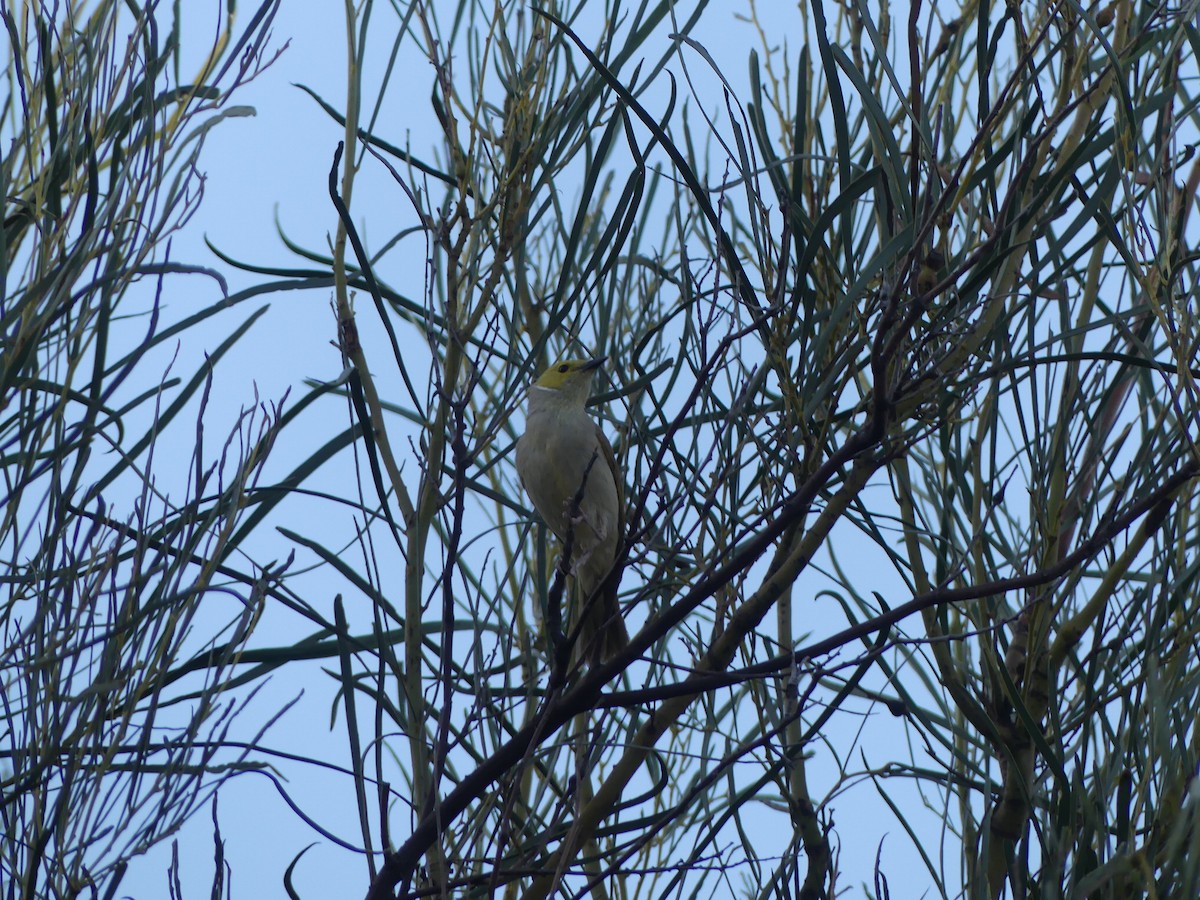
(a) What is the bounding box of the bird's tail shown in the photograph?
[573,560,628,666]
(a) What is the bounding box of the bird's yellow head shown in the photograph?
[533,357,605,389]
[529,357,606,407]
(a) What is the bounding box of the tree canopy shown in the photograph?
[4,1,1200,898]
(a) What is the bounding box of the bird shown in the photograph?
[515,356,628,665]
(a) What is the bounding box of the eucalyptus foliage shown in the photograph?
[6,1,1200,899]
[2,2,283,896]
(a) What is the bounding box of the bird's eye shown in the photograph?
[557,364,570,373]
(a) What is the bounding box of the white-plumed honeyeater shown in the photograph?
[516,357,627,664]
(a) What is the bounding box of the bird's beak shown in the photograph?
[583,356,607,371]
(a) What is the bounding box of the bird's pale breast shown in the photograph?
[517,407,618,551]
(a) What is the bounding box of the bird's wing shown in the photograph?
[595,421,624,548]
